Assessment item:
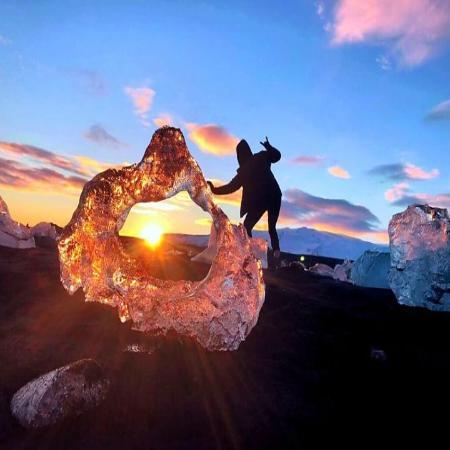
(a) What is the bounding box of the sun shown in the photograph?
[140,223,164,247]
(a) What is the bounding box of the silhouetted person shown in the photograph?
[208,137,282,259]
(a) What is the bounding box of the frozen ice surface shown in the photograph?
[389,204,450,311]
[58,127,265,351]
[350,251,390,289]
[0,195,35,249]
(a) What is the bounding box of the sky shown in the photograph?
[1,0,450,244]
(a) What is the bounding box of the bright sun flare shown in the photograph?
[140,223,164,247]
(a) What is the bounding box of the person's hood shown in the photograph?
[236,139,253,167]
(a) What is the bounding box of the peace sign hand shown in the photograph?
[260,136,271,149]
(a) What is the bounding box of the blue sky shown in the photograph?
[1,0,450,242]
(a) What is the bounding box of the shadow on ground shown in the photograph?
[1,238,450,448]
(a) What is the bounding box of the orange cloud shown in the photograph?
[328,165,350,179]
[153,114,173,127]
[330,0,450,66]
[186,123,239,156]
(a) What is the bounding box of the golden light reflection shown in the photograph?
[140,223,163,247]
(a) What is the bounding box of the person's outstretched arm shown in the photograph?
[207,174,242,195]
[260,137,281,163]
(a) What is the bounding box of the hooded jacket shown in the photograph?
[211,140,282,217]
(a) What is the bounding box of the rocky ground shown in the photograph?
[1,238,450,448]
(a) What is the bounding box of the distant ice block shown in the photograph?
[0,195,35,249]
[389,204,450,311]
[31,222,57,239]
[350,251,390,289]
[58,127,266,351]
[192,223,268,269]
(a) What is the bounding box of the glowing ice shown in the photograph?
[58,127,265,350]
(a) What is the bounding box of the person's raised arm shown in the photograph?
[260,136,281,163]
[207,174,242,195]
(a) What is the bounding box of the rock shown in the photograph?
[0,195,35,249]
[10,359,109,428]
[388,204,450,311]
[31,222,57,239]
[350,251,390,289]
[370,348,387,363]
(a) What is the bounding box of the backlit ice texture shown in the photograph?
[58,127,265,350]
[389,204,450,311]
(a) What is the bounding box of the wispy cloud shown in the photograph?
[124,85,155,127]
[292,155,324,166]
[0,141,126,195]
[186,123,239,156]
[329,0,450,67]
[369,162,439,181]
[0,157,86,195]
[74,70,106,96]
[153,113,173,128]
[385,182,450,208]
[0,35,11,46]
[280,188,381,239]
[328,165,351,179]
[0,141,85,176]
[425,99,450,121]
[84,124,124,149]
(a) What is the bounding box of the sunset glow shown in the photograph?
[140,223,163,247]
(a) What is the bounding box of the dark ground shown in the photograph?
[1,238,450,449]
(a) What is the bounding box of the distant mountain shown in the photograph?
[165,227,388,261]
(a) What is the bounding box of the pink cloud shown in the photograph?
[124,85,155,126]
[331,0,450,66]
[328,165,351,179]
[385,182,410,202]
[292,155,324,166]
[186,123,239,156]
[403,163,439,180]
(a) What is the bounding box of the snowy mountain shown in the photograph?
[166,227,388,261]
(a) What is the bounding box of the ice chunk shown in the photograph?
[350,251,390,289]
[0,195,35,249]
[58,127,265,351]
[31,222,57,239]
[388,204,450,310]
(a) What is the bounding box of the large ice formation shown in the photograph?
[389,204,450,311]
[0,195,35,249]
[350,251,390,289]
[192,223,268,268]
[58,127,266,351]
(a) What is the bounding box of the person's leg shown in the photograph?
[267,196,281,252]
[243,207,266,238]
